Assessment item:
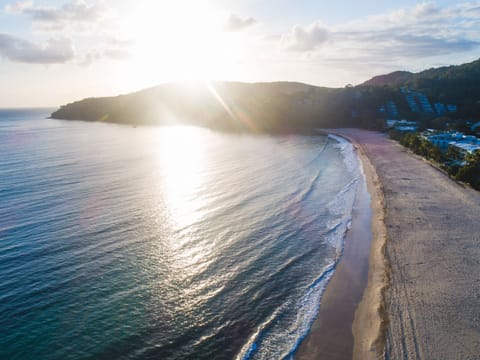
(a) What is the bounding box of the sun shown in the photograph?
[117,1,244,89]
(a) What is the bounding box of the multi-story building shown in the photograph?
[425,131,480,154]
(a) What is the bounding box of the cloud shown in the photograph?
[281,21,329,52]
[0,33,74,63]
[224,14,257,32]
[387,1,442,24]
[4,0,110,31]
[3,1,128,65]
[80,45,129,66]
[105,36,132,48]
[259,1,480,85]
[103,48,128,60]
[4,0,32,13]
[280,1,480,61]
[80,49,102,66]
[353,34,478,60]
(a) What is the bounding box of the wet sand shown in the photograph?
[297,128,480,360]
[336,129,480,359]
[295,130,385,360]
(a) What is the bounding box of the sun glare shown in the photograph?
[154,126,209,229]
[118,1,244,89]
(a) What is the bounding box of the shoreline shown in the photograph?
[329,129,480,359]
[295,131,387,359]
[346,132,388,360]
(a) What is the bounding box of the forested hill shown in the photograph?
[363,58,480,87]
[51,58,480,131]
[51,81,358,132]
[362,58,480,117]
[361,71,414,87]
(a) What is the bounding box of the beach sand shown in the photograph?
[295,129,387,360]
[336,129,480,359]
[295,143,374,360]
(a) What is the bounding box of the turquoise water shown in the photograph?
[0,110,360,359]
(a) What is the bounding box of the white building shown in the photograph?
[450,142,480,155]
[393,120,418,132]
[425,132,480,154]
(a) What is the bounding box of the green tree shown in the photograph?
[427,143,443,162]
[446,145,463,161]
[455,151,480,189]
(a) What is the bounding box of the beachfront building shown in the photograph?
[396,125,418,132]
[425,132,463,150]
[385,119,398,128]
[386,119,419,132]
[389,119,418,132]
[425,131,480,154]
[449,141,480,156]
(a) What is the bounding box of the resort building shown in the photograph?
[387,119,418,132]
[404,91,434,114]
[425,131,480,154]
[434,103,447,115]
[433,102,458,116]
[450,141,480,155]
[446,104,457,112]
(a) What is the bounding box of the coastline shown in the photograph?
[295,131,386,359]
[330,129,480,359]
[339,131,389,360]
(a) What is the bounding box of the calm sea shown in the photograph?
[0,109,360,359]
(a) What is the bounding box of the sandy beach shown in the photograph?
[336,129,480,359]
[295,142,374,360]
[295,129,387,360]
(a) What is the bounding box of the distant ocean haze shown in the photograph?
[0,110,360,359]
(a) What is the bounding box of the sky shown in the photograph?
[0,0,480,107]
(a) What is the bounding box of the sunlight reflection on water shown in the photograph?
[0,115,357,360]
[155,126,209,229]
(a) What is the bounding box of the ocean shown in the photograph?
[0,109,361,359]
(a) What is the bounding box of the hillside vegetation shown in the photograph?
[52,58,480,132]
[362,58,480,118]
[52,81,354,132]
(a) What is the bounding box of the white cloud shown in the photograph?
[258,1,480,85]
[79,37,130,66]
[3,0,130,66]
[0,33,75,63]
[281,21,329,52]
[280,1,480,61]
[224,14,257,32]
[80,48,127,66]
[103,48,128,60]
[4,0,33,14]
[4,0,111,31]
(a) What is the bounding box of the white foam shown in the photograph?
[328,134,360,175]
[237,135,363,360]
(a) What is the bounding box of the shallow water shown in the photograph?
[0,110,360,359]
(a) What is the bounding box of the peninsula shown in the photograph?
[51,58,480,134]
